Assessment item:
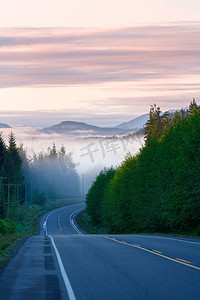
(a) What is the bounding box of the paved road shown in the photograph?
[0,203,200,299]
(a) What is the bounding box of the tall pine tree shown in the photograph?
[6,132,24,184]
[144,104,170,144]
[188,98,198,115]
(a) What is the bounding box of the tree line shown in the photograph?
[0,133,80,226]
[29,143,80,200]
[0,132,24,219]
[86,99,200,235]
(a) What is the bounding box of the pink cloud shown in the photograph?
[0,23,200,88]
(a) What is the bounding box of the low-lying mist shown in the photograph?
[1,127,144,195]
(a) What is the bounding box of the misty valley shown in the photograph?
[0,100,200,300]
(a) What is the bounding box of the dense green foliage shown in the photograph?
[86,100,200,235]
[0,132,24,219]
[0,130,81,268]
[0,198,81,269]
[0,132,80,239]
[86,168,116,225]
[0,219,15,237]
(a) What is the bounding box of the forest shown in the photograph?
[0,134,80,239]
[86,99,200,235]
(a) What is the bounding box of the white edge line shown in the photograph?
[49,235,76,300]
[70,209,85,234]
[43,207,66,236]
[43,204,83,236]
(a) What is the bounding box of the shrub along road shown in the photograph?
[0,203,200,299]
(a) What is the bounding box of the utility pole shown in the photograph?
[17,184,19,220]
[0,178,2,217]
[0,177,6,218]
[82,174,85,202]
[7,185,10,218]
[30,182,33,205]
[51,174,55,186]
[25,183,28,214]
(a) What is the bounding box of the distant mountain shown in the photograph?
[116,113,149,131]
[116,109,182,132]
[40,121,125,136]
[0,123,11,129]
[39,109,180,137]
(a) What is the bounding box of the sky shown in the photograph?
[0,0,200,127]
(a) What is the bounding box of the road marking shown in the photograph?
[70,209,84,234]
[49,235,76,300]
[132,234,200,246]
[152,250,162,254]
[103,236,200,271]
[43,207,69,235]
[44,209,61,235]
[43,221,46,232]
[176,258,191,264]
[43,203,84,235]
[58,212,65,233]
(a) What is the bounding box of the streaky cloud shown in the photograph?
[0,23,200,88]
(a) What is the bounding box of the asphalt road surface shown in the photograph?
[0,203,200,300]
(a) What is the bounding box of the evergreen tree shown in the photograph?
[86,100,200,234]
[172,109,187,125]
[188,98,198,115]
[59,145,67,172]
[59,145,75,171]
[7,132,23,184]
[0,134,7,218]
[49,143,57,160]
[0,133,7,176]
[172,111,181,125]
[29,143,80,199]
[144,104,170,144]
[86,168,116,225]
[18,143,30,178]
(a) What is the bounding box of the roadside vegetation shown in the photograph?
[83,99,200,237]
[0,198,81,269]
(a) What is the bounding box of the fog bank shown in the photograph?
[1,127,144,192]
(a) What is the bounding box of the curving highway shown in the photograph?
[0,203,200,299]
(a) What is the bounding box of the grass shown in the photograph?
[0,197,82,270]
[76,210,111,234]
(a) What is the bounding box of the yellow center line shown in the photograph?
[103,236,200,271]
[176,258,191,264]
[58,212,66,233]
[152,250,162,254]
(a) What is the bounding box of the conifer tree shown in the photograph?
[59,145,75,171]
[59,145,67,172]
[0,133,7,176]
[188,98,198,115]
[7,132,23,184]
[144,104,170,144]
[49,143,57,160]
[0,134,7,218]
[18,143,30,178]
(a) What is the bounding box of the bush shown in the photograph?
[0,219,16,236]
